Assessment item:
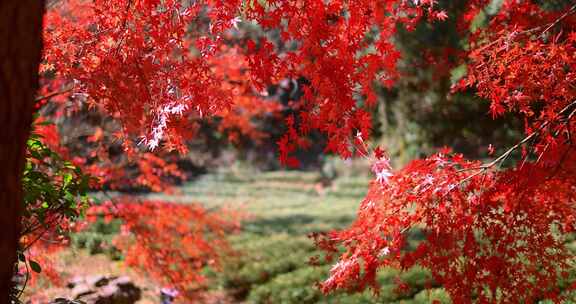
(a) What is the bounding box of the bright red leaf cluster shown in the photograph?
[315,148,576,302]
[316,2,576,303]
[88,200,242,300]
[42,0,445,158]
[210,45,283,144]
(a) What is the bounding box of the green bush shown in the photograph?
[246,265,442,304]
[212,234,318,298]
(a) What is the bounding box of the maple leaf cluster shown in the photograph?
[315,148,576,302]
[40,0,292,191]
[42,0,444,160]
[34,108,186,192]
[316,2,576,302]
[210,45,284,144]
[43,0,231,150]
[85,199,241,300]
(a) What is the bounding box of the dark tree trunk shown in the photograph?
[0,0,45,301]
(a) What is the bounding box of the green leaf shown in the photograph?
[63,173,73,187]
[29,260,42,273]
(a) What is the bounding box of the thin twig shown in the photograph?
[114,0,134,54]
[16,256,30,300]
[458,100,576,173]
[22,222,58,252]
[540,3,576,36]
[35,87,74,102]
[474,4,576,54]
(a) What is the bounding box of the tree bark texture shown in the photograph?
[0,0,45,301]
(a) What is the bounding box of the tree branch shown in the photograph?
[458,99,576,174]
[34,87,73,102]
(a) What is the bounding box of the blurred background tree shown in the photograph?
[373,0,523,166]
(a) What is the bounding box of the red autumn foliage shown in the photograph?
[42,0,443,157]
[210,45,283,144]
[315,148,576,302]
[314,2,576,303]
[32,0,576,303]
[87,200,242,300]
